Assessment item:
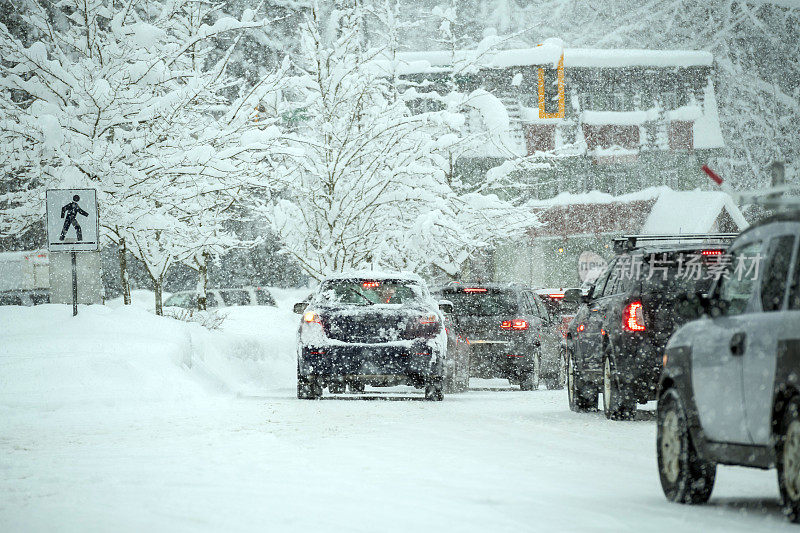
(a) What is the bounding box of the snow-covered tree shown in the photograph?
[0,0,289,313]
[272,3,534,280]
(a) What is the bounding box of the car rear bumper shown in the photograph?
[299,342,443,379]
[611,333,665,402]
[467,341,536,379]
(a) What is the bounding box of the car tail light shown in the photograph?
[303,311,322,324]
[464,288,487,293]
[548,293,565,299]
[578,324,585,332]
[362,281,380,289]
[701,250,723,256]
[501,319,528,330]
[404,313,440,339]
[419,314,438,325]
[622,301,646,332]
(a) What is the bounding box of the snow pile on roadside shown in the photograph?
[0,302,298,411]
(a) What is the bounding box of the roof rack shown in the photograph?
[612,233,738,254]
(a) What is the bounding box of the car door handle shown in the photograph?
[730,332,746,356]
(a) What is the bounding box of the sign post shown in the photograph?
[46,189,99,316]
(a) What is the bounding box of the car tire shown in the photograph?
[424,378,444,401]
[778,396,800,522]
[545,353,566,390]
[657,389,716,504]
[567,350,596,412]
[603,355,635,420]
[520,354,540,391]
[444,361,458,394]
[297,375,322,400]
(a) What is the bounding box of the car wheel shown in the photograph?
[297,375,322,400]
[603,355,635,420]
[444,361,458,394]
[520,354,540,391]
[457,352,471,392]
[545,350,567,390]
[567,350,596,412]
[657,389,716,504]
[778,396,800,522]
[424,378,444,401]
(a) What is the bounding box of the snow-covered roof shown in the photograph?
[381,44,712,76]
[564,49,712,69]
[641,189,748,234]
[527,187,747,238]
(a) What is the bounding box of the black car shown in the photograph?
[566,234,736,419]
[295,272,450,400]
[434,283,561,390]
[656,212,800,520]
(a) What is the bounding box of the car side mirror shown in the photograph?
[438,300,454,314]
[562,288,582,304]
[293,302,308,314]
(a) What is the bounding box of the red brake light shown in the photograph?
[701,250,723,256]
[464,288,488,293]
[548,293,565,299]
[622,301,646,332]
[501,319,528,330]
[362,281,380,289]
[577,324,585,332]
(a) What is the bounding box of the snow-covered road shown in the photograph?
[1,385,795,533]
[0,301,795,532]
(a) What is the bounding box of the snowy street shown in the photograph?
[1,306,796,533]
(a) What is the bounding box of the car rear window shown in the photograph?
[221,289,251,306]
[635,251,722,295]
[443,290,518,316]
[318,279,424,305]
[164,293,197,308]
[538,295,579,316]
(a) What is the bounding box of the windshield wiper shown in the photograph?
[345,287,375,305]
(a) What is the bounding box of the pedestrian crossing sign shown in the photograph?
[46,189,99,252]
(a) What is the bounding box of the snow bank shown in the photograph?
[0,302,298,412]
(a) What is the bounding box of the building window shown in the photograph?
[668,120,693,150]
[661,91,677,110]
[525,124,555,154]
[611,92,626,111]
[582,124,640,150]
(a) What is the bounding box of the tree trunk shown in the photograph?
[197,252,209,311]
[119,236,131,305]
[154,276,163,316]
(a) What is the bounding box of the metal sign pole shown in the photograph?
[71,251,78,316]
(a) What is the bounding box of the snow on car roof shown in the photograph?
[323,270,424,283]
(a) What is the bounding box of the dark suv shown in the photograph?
[566,234,736,419]
[435,283,561,390]
[657,212,800,521]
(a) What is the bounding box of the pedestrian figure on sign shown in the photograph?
[59,194,88,241]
